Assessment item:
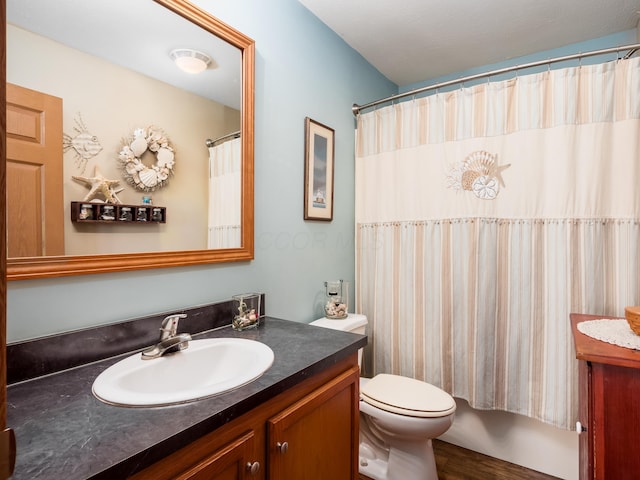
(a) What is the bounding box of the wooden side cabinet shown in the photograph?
[132,357,360,480]
[571,314,640,480]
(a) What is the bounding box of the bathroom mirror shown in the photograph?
[5,0,254,280]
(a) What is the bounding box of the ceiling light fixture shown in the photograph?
[169,48,212,74]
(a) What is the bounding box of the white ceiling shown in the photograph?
[7,0,242,110]
[299,0,640,86]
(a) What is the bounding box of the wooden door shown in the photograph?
[2,2,17,477]
[6,83,64,257]
[268,366,360,480]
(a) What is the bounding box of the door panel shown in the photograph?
[6,83,64,257]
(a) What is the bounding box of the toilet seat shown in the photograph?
[360,374,456,418]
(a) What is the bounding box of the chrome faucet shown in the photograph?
[141,313,191,360]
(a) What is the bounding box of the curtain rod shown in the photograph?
[352,42,640,116]
[205,130,241,147]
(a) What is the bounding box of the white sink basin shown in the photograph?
[92,338,274,407]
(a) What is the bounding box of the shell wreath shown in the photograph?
[118,126,175,192]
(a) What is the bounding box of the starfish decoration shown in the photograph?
[488,161,511,187]
[72,166,124,204]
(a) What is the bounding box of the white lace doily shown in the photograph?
[577,319,640,350]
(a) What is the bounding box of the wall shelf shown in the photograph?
[70,202,166,224]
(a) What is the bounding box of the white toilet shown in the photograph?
[311,314,456,480]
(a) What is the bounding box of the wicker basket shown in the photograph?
[624,306,640,335]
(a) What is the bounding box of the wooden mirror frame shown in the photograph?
[6,0,254,281]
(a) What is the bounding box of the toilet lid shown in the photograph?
[360,374,456,418]
[310,314,367,331]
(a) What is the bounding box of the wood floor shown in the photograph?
[359,439,560,480]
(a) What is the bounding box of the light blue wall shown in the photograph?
[6,0,397,342]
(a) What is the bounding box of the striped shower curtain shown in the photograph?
[355,57,640,429]
[208,136,241,249]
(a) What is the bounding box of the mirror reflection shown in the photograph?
[6,0,244,262]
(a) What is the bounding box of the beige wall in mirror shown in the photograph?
[8,24,241,256]
[5,0,255,280]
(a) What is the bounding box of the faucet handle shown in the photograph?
[159,313,188,340]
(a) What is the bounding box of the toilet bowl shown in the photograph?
[311,314,456,480]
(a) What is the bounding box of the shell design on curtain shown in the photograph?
[446,150,511,200]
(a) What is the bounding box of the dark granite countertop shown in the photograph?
[7,317,366,479]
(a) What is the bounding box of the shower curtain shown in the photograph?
[208,136,241,249]
[355,56,640,429]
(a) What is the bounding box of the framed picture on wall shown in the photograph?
[304,117,335,221]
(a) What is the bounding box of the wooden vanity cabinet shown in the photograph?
[132,357,360,480]
[571,314,640,480]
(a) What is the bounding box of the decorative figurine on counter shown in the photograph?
[232,293,261,331]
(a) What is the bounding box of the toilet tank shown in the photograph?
[310,314,368,367]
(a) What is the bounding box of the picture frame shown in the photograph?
[304,117,335,221]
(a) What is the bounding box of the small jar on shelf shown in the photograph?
[79,204,94,220]
[100,205,115,221]
[136,207,148,222]
[119,207,133,221]
[151,207,163,222]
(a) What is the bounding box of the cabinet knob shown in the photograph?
[576,421,587,433]
[276,441,289,454]
[246,461,260,475]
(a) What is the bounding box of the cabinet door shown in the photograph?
[134,430,260,480]
[591,363,640,479]
[577,360,592,480]
[175,431,258,480]
[268,366,359,480]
